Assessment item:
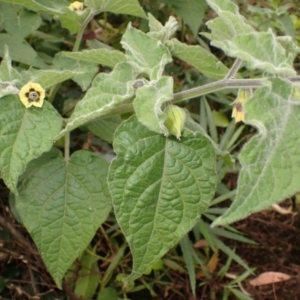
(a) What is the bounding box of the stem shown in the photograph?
[224,58,243,79]
[55,75,300,141]
[48,10,95,104]
[49,10,96,160]
[172,78,263,104]
[73,11,95,52]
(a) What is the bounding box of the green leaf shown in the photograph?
[0,34,48,68]
[211,110,230,127]
[161,0,207,36]
[57,6,90,34]
[147,14,178,43]
[55,62,135,139]
[219,30,296,76]
[277,13,295,39]
[0,46,21,98]
[53,53,98,91]
[15,149,111,288]
[0,0,66,12]
[206,0,238,14]
[97,288,118,300]
[85,0,147,18]
[87,116,122,144]
[205,0,296,76]
[61,49,126,68]
[0,96,62,193]
[0,46,21,82]
[108,116,217,280]
[20,69,74,89]
[276,36,300,62]
[101,244,126,288]
[166,38,229,79]
[134,76,173,136]
[74,247,100,299]
[121,23,172,80]
[0,3,42,38]
[213,78,300,226]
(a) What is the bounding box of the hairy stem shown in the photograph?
[54,76,300,140]
[48,10,95,104]
[224,58,243,79]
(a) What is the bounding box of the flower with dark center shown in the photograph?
[18,82,45,108]
[68,1,84,13]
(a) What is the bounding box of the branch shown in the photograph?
[224,58,243,79]
[54,76,300,140]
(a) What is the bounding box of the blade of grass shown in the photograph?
[200,99,207,130]
[101,243,126,289]
[211,227,257,244]
[226,125,245,151]
[204,97,218,143]
[219,120,237,150]
[211,236,252,272]
[210,190,236,206]
[198,219,217,252]
[218,255,233,278]
[180,235,196,297]
[227,287,254,300]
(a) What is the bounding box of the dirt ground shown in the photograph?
[1,198,300,300]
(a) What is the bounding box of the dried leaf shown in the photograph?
[193,239,209,249]
[271,204,293,215]
[197,250,218,278]
[249,272,291,286]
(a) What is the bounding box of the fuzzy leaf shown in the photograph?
[56,7,88,34]
[0,3,42,38]
[213,78,300,226]
[121,24,172,80]
[55,62,136,139]
[85,0,146,18]
[53,54,98,91]
[161,0,207,36]
[0,46,21,98]
[205,0,296,76]
[61,49,126,68]
[133,76,173,136]
[15,149,111,288]
[0,0,66,12]
[0,96,62,193]
[0,46,22,82]
[147,14,178,43]
[108,116,217,280]
[87,116,122,144]
[20,69,74,89]
[0,34,47,68]
[166,38,228,79]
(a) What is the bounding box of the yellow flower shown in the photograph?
[18,82,45,108]
[164,105,186,139]
[68,1,84,12]
[231,89,249,123]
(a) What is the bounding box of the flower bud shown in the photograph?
[231,89,250,123]
[164,105,186,139]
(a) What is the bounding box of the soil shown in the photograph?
[1,198,300,300]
